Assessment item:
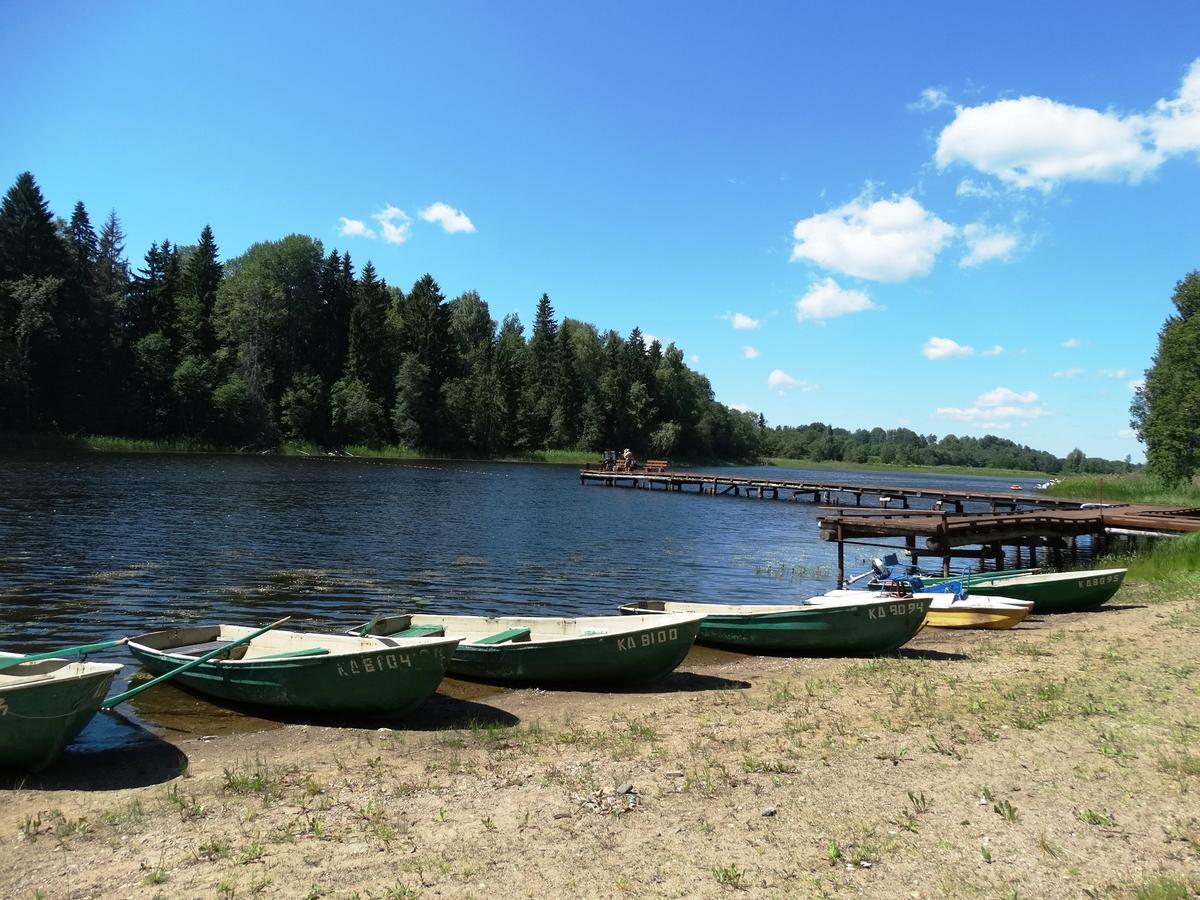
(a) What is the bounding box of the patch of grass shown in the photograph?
[1077,809,1115,827]
[222,757,296,802]
[993,798,1019,824]
[711,863,744,889]
[1158,752,1200,778]
[1130,874,1200,900]
[164,783,207,820]
[742,755,796,774]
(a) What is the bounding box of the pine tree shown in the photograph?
[0,172,68,284]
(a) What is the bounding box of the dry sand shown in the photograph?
[3,582,1199,899]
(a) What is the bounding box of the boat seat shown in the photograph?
[169,640,238,657]
[385,625,446,638]
[473,627,532,645]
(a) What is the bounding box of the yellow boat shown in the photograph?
[922,596,1031,630]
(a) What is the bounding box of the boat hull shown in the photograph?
[619,599,929,654]
[923,606,1029,630]
[0,659,120,771]
[128,627,456,714]
[360,614,703,686]
[928,569,1127,613]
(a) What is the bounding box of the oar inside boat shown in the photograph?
[101,616,291,709]
[0,638,128,671]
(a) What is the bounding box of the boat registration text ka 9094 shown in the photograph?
[869,602,923,620]
[336,653,413,677]
[617,628,679,652]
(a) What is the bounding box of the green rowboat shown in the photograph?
[127,624,459,714]
[618,597,930,654]
[0,653,122,771]
[355,612,705,686]
[919,568,1127,613]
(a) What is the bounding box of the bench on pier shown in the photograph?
[473,627,532,645]
[644,459,669,473]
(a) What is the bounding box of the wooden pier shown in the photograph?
[818,504,1200,586]
[579,465,1073,512]
[579,465,1200,586]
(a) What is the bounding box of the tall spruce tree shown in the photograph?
[0,172,68,284]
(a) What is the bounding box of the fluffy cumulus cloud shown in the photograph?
[935,58,1200,191]
[982,345,1004,356]
[795,277,878,322]
[791,195,955,282]
[742,345,760,359]
[372,205,412,245]
[922,336,974,360]
[936,386,1049,425]
[338,217,375,239]
[730,402,753,412]
[768,369,816,394]
[960,223,1018,267]
[418,202,476,234]
[721,312,760,330]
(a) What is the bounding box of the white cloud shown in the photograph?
[689,354,701,364]
[939,386,1049,424]
[1149,59,1200,155]
[1053,368,1084,379]
[790,194,955,281]
[731,402,752,412]
[1098,368,1129,379]
[982,345,1004,356]
[978,387,1039,406]
[923,336,974,360]
[373,205,412,244]
[1128,377,1145,392]
[742,346,760,359]
[1119,427,1137,439]
[726,312,760,330]
[795,277,878,322]
[418,202,476,234]
[935,58,1200,191]
[338,217,376,239]
[911,87,952,112]
[960,223,1018,267]
[1062,337,1081,349]
[768,369,816,394]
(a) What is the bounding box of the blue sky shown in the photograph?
[5,2,1200,461]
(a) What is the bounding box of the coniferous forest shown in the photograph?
[0,172,1131,473]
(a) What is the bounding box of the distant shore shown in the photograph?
[1,431,1055,480]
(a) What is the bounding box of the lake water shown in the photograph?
[1,451,1046,749]
[1,451,1047,645]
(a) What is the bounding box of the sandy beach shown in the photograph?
[3,581,1198,899]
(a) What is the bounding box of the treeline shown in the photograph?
[0,171,1133,474]
[762,424,1133,475]
[0,172,761,459]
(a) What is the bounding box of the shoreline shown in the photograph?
[4,581,1198,898]
[0,433,1055,481]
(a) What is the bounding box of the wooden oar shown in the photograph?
[100,617,290,709]
[0,638,128,671]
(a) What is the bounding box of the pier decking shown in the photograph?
[579,465,1200,585]
[578,466,1069,512]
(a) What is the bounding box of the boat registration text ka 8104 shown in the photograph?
[336,652,414,677]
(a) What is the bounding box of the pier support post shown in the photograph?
[836,523,845,588]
